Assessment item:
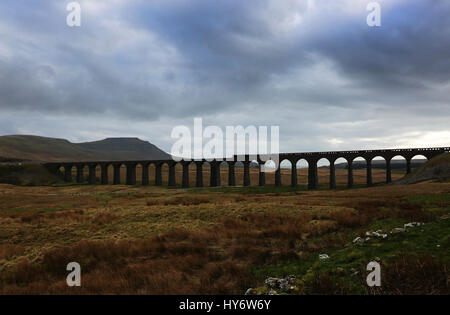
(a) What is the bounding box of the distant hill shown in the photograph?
[395,153,450,184]
[0,135,170,162]
[77,137,170,161]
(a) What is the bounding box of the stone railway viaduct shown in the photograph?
[44,147,450,190]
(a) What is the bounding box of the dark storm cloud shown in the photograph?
[308,1,450,90]
[0,0,449,150]
[126,0,450,119]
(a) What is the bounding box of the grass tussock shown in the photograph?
[147,197,210,207]
[342,199,437,226]
[368,254,449,295]
[92,213,119,225]
[0,244,25,260]
[0,209,85,224]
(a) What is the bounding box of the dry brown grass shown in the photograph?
[146,197,210,207]
[92,213,119,225]
[368,254,449,295]
[0,244,24,260]
[0,208,391,293]
[0,180,448,294]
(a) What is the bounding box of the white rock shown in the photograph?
[391,227,406,233]
[319,254,330,260]
[366,230,387,239]
[404,222,424,228]
[264,275,296,292]
[352,237,364,244]
[264,277,280,289]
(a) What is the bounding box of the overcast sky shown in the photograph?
[0,0,449,154]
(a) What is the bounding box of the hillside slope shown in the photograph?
[395,153,450,184]
[77,137,170,160]
[0,135,170,162]
[0,164,62,185]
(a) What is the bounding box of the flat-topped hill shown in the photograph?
[0,135,170,162]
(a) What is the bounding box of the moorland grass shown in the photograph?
[0,181,448,294]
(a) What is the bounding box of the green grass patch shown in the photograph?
[405,193,450,206]
[250,217,449,294]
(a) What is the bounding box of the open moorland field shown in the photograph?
[0,169,448,294]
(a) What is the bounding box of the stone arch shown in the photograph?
[410,154,428,172]
[159,161,172,186]
[332,157,348,187]
[147,162,156,185]
[187,161,197,187]
[58,164,66,178]
[261,159,276,186]
[104,163,114,184]
[217,161,228,186]
[123,162,138,185]
[231,160,243,186]
[263,159,277,170]
[420,151,439,161]
[186,160,198,187]
[135,162,151,185]
[62,164,75,182]
[199,161,210,187]
[278,158,292,186]
[390,155,408,177]
[176,160,195,187]
[99,162,112,185]
[369,155,387,185]
[86,162,100,184]
[74,163,86,183]
[134,162,143,185]
[351,156,367,187]
[317,157,331,167]
[112,162,126,185]
[295,158,309,186]
[120,162,127,184]
[317,157,331,188]
[251,159,260,176]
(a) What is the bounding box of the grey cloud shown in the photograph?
[0,0,448,151]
